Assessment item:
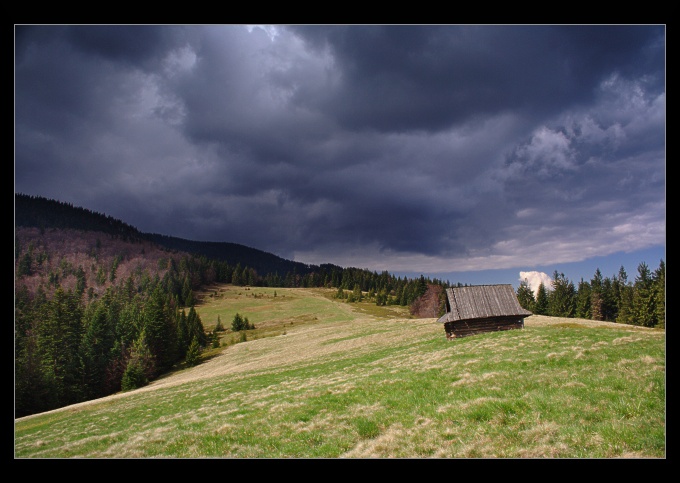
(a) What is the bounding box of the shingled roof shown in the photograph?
[437,284,532,323]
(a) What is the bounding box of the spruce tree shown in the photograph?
[232,313,245,332]
[117,299,142,351]
[81,301,116,399]
[612,266,631,324]
[181,276,192,305]
[75,266,87,296]
[516,279,535,312]
[534,283,549,315]
[417,275,428,299]
[232,264,243,286]
[185,290,195,308]
[247,267,256,286]
[176,309,190,358]
[574,278,591,319]
[187,306,207,347]
[548,271,575,318]
[214,315,225,332]
[376,288,387,306]
[631,262,656,327]
[352,283,363,302]
[121,329,155,391]
[615,266,634,325]
[601,277,618,322]
[590,269,604,321]
[591,292,603,321]
[653,260,665,328]
[123,275,136,301]
[185,336,201,367]
[142,285,172,374]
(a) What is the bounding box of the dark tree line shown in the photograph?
[15,193,145,242]
[516,260,665,328]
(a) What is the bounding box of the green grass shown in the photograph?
[14,285,665,458]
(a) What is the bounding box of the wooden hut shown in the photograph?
[437,284,532,340]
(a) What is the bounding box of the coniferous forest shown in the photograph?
[14,194,665,418]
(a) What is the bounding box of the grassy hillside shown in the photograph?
[14,286,665,458]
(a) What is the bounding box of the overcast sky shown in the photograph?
[14,25,666,289]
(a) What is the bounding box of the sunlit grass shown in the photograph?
[14,286,665,458]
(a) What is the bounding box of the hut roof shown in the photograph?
[438,284,532,323]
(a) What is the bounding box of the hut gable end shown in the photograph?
[437,284,532,339]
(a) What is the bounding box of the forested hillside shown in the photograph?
[14,194,665,419]
[15,193,145,242]
[16,193,323,279]
[14,194,446,417]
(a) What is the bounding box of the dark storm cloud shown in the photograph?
[288,25,665,133]
[14,24,665,275]
[65,25,192,69]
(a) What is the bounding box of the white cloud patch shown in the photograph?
[519,271,553,295]
[245,25,281,42]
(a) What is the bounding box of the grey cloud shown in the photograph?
[65,25,194,70]
[14,25,665,277]
[287,25,665,133]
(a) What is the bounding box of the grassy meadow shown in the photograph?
[14,285,666,458]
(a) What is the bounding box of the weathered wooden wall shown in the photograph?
[444,317,524,340]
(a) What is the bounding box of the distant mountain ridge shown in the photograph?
[144,232,329,277]
[14,193,337,278]
[15,193,145,242]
